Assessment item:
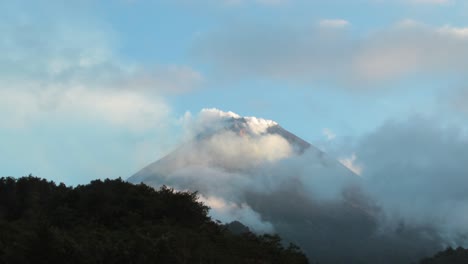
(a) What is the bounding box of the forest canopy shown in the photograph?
[1,175,467,264]
[0,176,308,264]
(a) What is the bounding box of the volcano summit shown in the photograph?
[128,109,442,264]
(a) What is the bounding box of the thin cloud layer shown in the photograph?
[452,89,468,115]
[0,1,201,183]
[408,0,451,4]
[0,2,202,130]
[193,20,468,86]
[176,0,288,7]
[319,19,350,28]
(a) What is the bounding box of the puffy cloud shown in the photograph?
[169,109,292,171]
[322,128,336,141]
[199,195,274,233]
[355,117,468,241]
[339,153,362,175]
[181,108,279,140]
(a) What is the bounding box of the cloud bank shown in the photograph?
[355,117,468,243]
[0,1,201,184]
[0,11,201,130]
[130,109,468,263]
[193,20,468,87]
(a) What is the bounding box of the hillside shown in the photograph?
[418,247,468,264]
[128,109,444,264]
[0,176,308,264]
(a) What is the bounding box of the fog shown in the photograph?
[129,109,468,263]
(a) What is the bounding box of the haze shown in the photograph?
[1,1,468,263]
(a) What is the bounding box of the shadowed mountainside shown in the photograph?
[128,111,444,264]
[417,247,468,264]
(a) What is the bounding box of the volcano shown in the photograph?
[129,109,350,185]
[128,109,440,264]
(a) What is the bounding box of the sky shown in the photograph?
[1,0,468,185]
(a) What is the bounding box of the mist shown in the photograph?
[129,109,468,263]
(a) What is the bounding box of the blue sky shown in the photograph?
[1,0,468,185]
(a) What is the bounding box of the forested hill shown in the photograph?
[0,176,308,264]
[418,247,468,264]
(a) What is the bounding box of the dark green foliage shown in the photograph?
[225,220,251,235]
[418,247,468,264]
[0,176,309,264]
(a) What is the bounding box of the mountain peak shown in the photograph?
[199,108,278,135]
[128,109,373,263]
[193,108,310,154]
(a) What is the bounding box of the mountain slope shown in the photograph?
[128,109,441,264]
[129,109,350,186]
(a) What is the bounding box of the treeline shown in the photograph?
[418,247,468,264]
[0,176,308,264]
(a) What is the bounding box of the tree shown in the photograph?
[0,176,310,264]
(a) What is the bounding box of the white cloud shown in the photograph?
[199,195,274,233]
[183,108,279,139]
[0,1,202,183]
[200,108,242,120]
[339,153,362,175]
[437,25,468,38]
[206,131,293,164]
[322,128,337,141]
[174,109,293,169]
[0,84,170,131]
[0,10,202,131]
